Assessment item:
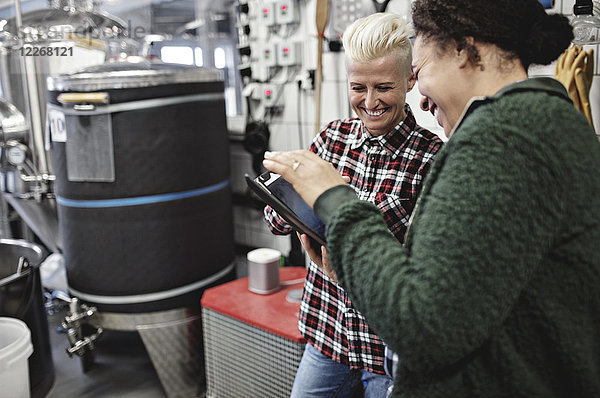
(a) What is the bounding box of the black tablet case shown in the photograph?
[245,172,326,249]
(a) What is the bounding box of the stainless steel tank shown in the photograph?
[0,0,129,175]
[0,97,28,142]
[0,99,60,248]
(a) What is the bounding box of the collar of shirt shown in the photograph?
[349,104,417,160]
[449,77,571,137]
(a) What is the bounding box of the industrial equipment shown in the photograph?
[46,55,235,396]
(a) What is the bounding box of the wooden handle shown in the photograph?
[65,33,106,51]
[57,92,109,104]
[314,36,324,135]
[315,0,330,33]
[314,0,330,136]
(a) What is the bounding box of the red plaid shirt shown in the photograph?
[264,106,443,374]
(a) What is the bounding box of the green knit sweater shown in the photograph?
[315,78,600,397]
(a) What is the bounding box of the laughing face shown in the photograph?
[412,35,470,137]
[346,52,415,137]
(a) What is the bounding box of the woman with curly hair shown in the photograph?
[263,0,600,397]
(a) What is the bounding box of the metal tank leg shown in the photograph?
[94,308,206,398]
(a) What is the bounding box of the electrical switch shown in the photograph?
[261,2,276,26]
[261,43,278,67]
[277,41,301,66]
[275,0,299,25]
[262,83,280,107]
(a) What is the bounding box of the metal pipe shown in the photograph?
[0,195,12,238]
[14,0,49,175]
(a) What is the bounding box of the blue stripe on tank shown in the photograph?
[56,179,230,208]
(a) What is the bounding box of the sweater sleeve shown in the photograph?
[324,106,563,377]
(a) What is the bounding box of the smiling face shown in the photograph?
[412,35,470,137]
[346,52,415,137]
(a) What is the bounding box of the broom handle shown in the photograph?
[314,35,324,136]
[314,0,329,136]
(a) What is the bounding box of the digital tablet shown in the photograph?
[245,171,326,249]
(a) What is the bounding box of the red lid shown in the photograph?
[201,267,307,343]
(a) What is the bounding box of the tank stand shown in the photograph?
[56,301,206,396]
[59,296,103,372]
[93,308,205,397]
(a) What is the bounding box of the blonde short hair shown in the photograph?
[342,13,413,75]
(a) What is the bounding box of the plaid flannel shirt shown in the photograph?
[264,105,443,374]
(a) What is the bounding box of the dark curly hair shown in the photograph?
[411,0,573,70]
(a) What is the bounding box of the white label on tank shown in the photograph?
[48,109,67,142]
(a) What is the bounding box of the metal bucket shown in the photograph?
[0,239,54,398]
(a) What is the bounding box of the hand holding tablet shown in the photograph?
[245,171,326,251]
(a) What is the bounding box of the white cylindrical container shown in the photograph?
[0,317,34,398]
[247,248,281,294]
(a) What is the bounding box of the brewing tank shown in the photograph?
[47,57,235,313]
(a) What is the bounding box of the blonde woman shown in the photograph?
[263,13,442,397]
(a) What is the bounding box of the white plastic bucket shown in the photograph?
[0,317,34,398]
